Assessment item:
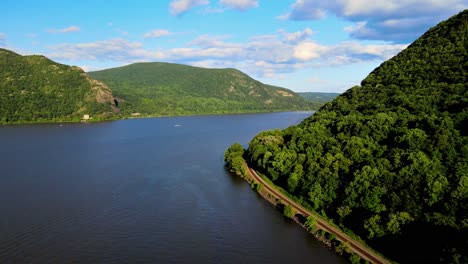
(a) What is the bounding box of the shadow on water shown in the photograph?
[296,214,307,225]
[276,202,286,214]
[223,166,246,186]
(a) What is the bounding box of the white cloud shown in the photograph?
[144,29,172,39]
[219,0,258,10]
[170,0,210,15]
[170,46,244,60]
[335,0,466,17]
[333,42,408,61]
[344,21,379,39]
[46,29,407,79]
[279,28,314,43]
[48,39,166,61]
[293,41,328,61]
[188,34,240,48]
[279,0,326,20]
[281,0,467,41]
[48,26,81,34]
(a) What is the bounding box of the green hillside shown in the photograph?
[89,62,312,116]
[0,49,118,124]
[240,10,468,263]
[298,92,341,109]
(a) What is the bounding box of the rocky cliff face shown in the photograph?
[80,70,120,114]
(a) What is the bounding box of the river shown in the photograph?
[0,112,345,263]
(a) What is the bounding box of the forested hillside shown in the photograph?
[89,62,313,115]
[244,10,467,263]
[0,49,118,123]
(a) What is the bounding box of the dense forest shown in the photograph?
[241,10,467,263]
[0,49,118,124]
[89,62,315,115]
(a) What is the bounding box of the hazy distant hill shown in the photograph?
[298,92,340,109]
[242,10,468,263]
[89,62,312,115]
[0,48,118,124]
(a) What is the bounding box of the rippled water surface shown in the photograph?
[0,112,345,263]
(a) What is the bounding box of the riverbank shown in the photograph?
[0,116,122,126]
[0,109,315,126]
[233,161,393,264]
[107,108,315,122]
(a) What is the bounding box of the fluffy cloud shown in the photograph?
[293,41,328,61]
[219,0,258,10]
[279,28,314,43]
[281,0,467,42]
[279,0,326,20]
[170,0,210,15]
[48,39,165,61]
[188,34,241,48]
[332,42,407,61]
[176,35,406,76]
[47,26,81,34]
[143,29,172,39]
[47,29,406,78]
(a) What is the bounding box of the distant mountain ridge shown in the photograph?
[89,62,313,116]
[0,49,314,124]
[298,92,340,109]
[0,48,118,123]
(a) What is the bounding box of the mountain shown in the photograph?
[242,10,467,263]
[89,62,312,116]
[298,92,341,109]
[0,49,118,124]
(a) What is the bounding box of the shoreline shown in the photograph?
[0,109,315,126]
[236,163,392,264]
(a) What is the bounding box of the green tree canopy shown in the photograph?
[243,10,468,263]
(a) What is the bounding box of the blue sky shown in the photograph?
[1,0,466,92]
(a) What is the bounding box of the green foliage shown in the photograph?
[349,254,361,264]
[335,241,351,254]
[243,10,468,263]
[255,183,263,192]
[0,49,117,124]
[224,143,246,176]
[250,182,263,192]
[283,204,296,219]
[305,216,318,233]
[89,62,314,115]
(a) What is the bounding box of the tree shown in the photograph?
[283,204,296,219]
[305,216,318,233]
[224,143,246,176]
[241,10,468,263]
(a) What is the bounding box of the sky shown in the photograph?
[1,1,466,93]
